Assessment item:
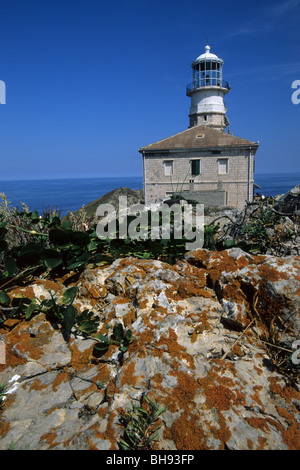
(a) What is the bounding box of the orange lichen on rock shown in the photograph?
[51,372,70,392]
[31,277,64,293]
[197,364,243,411]
[207,413,232,449]
[164,412,209,450]
[0,419,10,439]
[116,361,138,390]
[68,339,94,372]
[257,264,288,282]
[195,364,245,445]
[245,417,272,433]
[269,376,300,403]
[153,329,195,370]
[0,319,49,367]
[257,436,268,449]
[7,285,35,301]
[162,369,210,449]
[281,422,300,450]
[28,378,49,392]
[90,410,118,450]
[39,431,59,449]
[190,311,212,342]
[185,249,211,267]
[121,308,136,328]
[133,325,156,358]
[194,250,250,284]
[168,371,199,409]
[222,280,247,305]
[250,385,264,407]
[176,269,206,299]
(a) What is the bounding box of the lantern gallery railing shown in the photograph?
[186,79,230,95]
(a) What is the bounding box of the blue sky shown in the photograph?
[0,0,299,180]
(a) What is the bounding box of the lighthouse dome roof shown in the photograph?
[193,45,223,64]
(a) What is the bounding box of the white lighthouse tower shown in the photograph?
[186,44,230,131]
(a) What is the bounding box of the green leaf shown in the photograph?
[48,215,61,227]
[11,296,31,315]
[87,240,99,251]
[125,329,133,342]
[0,240,8,253]
[40,298,53,308]
[93,342,110,353]
[49,291,61,319]
[69,231,90,247]
[75,309,99,335]
[20,242,42,254]
[63,304,77,337]
[96,332,110,343]
[62,286,78,305]
[119,440,131,450]
[0,291,10,306]
[223,239,236,248]
[49,228,71,246]
[25,301,39,320]
[17,250,41,268]
[31,210,40,222]
[65,259,87,270]
[113,323,124,342]
[77,321,97,335]
[0,227,8,240]
[4,256,18,277]
[42,249,63,269]
[62,219,72,230]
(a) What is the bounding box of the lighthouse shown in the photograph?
[139,43,259,208]
[186,44,230,131]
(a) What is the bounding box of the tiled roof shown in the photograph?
[139,125,259,152]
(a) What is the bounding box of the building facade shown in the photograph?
[139,45,259,209]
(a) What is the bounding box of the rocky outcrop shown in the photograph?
[0,248,299,450]
[77,187,144,219]
[274,184,300,216]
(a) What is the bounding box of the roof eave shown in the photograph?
[139,142,259,154]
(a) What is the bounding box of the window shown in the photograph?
[218,158,228,175]
[164,160,173,176]
[191,159,201,176]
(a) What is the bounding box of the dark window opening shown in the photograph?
[191,160,201,176]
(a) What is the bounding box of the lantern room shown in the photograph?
[186,45,231,130]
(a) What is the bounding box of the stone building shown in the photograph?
[139,45,259,209]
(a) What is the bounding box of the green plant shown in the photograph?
[0,201,112,288]
[239,205,282,253]
[203,222,220,250]
[0,286,99,340]
[93,322,133,355]
[118,395,167,450]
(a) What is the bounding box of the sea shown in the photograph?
[0,173,299,216]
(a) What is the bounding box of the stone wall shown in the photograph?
[189,112,226,129]
[181,190,226,206]
[144,149,254,208]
